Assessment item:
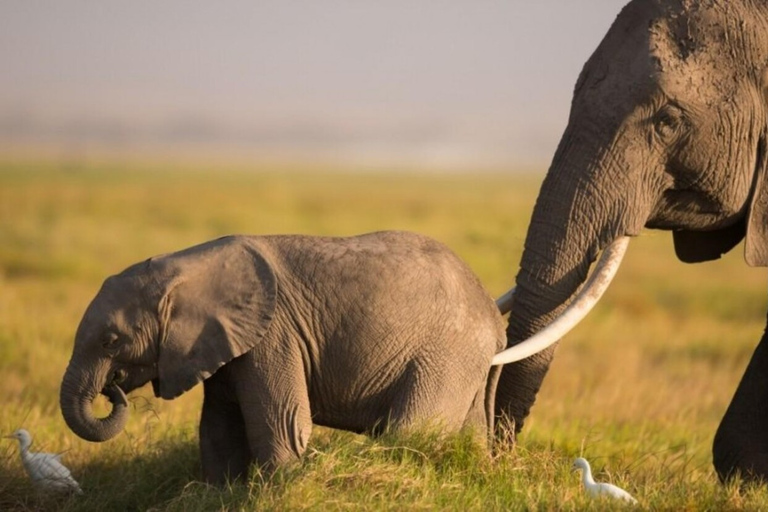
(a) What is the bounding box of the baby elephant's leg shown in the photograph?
[199,371,252,485]
[231,347,313,473]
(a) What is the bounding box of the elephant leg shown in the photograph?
[494,345,556,441]
[230,348,313,472]
[713,326,768,483]
[199,372,252,485]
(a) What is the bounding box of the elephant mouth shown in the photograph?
[103,365,159,396]
[101,370,128,405]
[111,369,127,385]
[102,368,126,389]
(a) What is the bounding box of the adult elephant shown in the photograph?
[60,231,509,484]
[495,0,768,483]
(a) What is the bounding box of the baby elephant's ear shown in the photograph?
[154,237,277,399]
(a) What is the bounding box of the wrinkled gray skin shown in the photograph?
[60,231,505,484]
[499,0,768,483]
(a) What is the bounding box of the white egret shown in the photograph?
[4,429,83,495]
[572,457,636,505]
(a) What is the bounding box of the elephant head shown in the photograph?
[60,237,276,442]
[498,0,768,480]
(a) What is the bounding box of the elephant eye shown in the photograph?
[102,332,121,350]
[653,105,686,143]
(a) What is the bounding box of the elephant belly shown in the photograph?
[308,361,411,434]
[308,346,492,435]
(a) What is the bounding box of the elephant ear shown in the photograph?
[674,105,768,265]
[745,133,768,266]
[743,69,768,267]
[153,237,277,399]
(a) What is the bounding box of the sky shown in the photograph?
[0,1,630,169]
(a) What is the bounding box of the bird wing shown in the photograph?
[25,452,82,492]
[597,482,637,504]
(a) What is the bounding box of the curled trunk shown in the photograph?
[60,363,129,442]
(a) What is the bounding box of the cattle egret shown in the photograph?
[4,429,83,495]
[573,457,636,505]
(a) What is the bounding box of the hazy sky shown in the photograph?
[0,1,630,168]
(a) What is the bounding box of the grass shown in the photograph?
[1,157,767,509]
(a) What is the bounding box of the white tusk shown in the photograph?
[491,236,630,366]
[495,288,515,315]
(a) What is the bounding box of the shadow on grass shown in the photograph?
[1,433,200,512]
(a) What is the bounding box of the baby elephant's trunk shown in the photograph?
[60,362,129,442]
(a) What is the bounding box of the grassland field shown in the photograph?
[1,158,768,510]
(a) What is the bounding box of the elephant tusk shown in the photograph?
[495,288,515,315]
[102,383,128,407]
[491,236,630,366]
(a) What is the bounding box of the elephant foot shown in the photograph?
[713,426,768,485]
[713,333,768,485]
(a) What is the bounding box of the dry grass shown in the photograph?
[1,158,767,509]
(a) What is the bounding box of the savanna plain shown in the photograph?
[1,159,768,510]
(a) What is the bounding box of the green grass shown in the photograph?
[1,158,767,510]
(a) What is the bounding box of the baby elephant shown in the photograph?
[60,231,505,484]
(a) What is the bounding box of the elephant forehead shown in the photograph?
[78,277,146,331]
[648,2,762,103]
[100,276,146,311]
[654,57,734,106]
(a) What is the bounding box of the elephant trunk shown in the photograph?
[496,121,639,434]
[493,236,628,365]
[495,214,597,431]
[60,361,129,442]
